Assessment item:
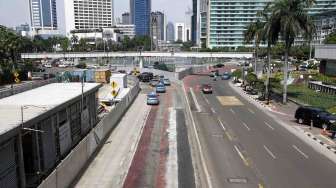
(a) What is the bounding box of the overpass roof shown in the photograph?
[21,51,253,59]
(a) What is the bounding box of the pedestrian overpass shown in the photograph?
[21,51,253,59]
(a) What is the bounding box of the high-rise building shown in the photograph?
[191,0,199,44]
[175,23,186,42]
[166,22,175,42]
[205,0,336,49]
[29,0,58,33]
[122,12,131,25]
[61,0,114,36]
[151,11,165,41]
[130,0,151,36]
[185,27,191,42]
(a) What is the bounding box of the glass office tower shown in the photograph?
[29,0,58,30]
[207,0,336,49]
[130,0,151,36]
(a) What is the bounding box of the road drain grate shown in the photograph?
[227,178,248,184]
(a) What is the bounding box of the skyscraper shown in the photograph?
[130,0,151,36]
[205,0,336,49]
[151,11,165,41]
[61,0,114,36]
[166,22,175,42]
[175,23,186,42]
[122,12,131,25]
[29,0,58,32]
[191,0,198,44]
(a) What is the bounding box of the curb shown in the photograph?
[230,82,336,155]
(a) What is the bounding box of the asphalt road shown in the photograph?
[185,74,336,188]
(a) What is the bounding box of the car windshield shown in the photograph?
[148,93,157,98]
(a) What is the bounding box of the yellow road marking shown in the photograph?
[258,183,265,188]
[217,96,244,106]
[225,131,233,141]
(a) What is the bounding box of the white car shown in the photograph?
[58,64,68,68]
[44,63,52,68]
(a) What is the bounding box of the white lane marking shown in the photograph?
[211,107,216,114]
[166,108,178,187]
[263,145,277,159]
[183,85,213,188]
[292,145,309,159]
[218,118,226,131]
[242,122,251,131]
[234,145,249,166]
[248,108,255,114]
[203,94,210,105]
[190,88,201,112]
[264,122,275,130]
[230,108,236,114]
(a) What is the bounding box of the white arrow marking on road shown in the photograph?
[230,108,236,114]
[292,145,309,159]
[264,122,275,130]
[264,145,277,159]
[242,122,251,131]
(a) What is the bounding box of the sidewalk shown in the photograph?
[229,81,336,153]
[74,94,150,188]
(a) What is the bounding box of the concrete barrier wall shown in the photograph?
[38,81,140,188]
[0,78,57,99]
[175,65,208,80]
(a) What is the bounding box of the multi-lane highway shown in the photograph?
[184,73,336,188]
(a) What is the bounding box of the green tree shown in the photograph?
[268,0,315,104]
[244,19,265,73]
[324,32,336,44]
[60,37,70,52]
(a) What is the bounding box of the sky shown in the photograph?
[0,0,191,28]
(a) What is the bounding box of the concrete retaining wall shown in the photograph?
[38,82,140,188]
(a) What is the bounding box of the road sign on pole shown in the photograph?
[111,90,118,97]
[111,81,118,89]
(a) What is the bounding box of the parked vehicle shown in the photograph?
[202,84,213,94]
[156,83,166,93]
[295,106,336,130]
[163,78,171,86]
[147,92,159,105]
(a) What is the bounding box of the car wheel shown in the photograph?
[298,118,304,124]
[322,124,328,130]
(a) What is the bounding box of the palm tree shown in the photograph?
[267,0,315,104]
[244,19,264,74]
[244,8,280,104]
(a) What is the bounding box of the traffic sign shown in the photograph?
[111,81,118,89]
[14,72,19,78]
[15,78,20,83]
[111,90,118,97]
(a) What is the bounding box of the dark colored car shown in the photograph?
[138,72,153,82]
[295,106,336,130]
[202,84,213,94]
[214,63,225,68]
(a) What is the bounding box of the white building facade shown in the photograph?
[175,23,186,42]
[61,0,114,36]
